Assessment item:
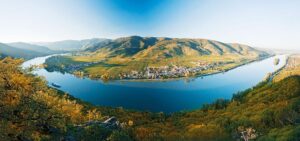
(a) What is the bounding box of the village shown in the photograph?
[45,56,237,80]
[118,61,234,79]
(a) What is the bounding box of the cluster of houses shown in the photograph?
[118,61,231,79]
[52,58,234,80]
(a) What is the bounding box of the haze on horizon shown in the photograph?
[0,0,299,50]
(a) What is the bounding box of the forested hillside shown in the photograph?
[0,58,126,140]
[0,58,162,141]
[1,57,299,140]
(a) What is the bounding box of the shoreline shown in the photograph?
[267,54,291,82]
[25,54,273,83]
[86,55,273,83]
[21,54,287,113]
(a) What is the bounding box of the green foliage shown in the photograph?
[70,125,113,141]
[107,130,132,141]
[258,125,300,141]
[202,99,230,111]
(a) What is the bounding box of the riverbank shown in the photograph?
[273,54,300,82]
[118,55,273,82]
[22,54,286,113]
[44,54,272,82]
[266,54,289,82]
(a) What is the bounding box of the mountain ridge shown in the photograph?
[82,36,269,59]
[0,43,47,59]
[44,36,271,80]
[8,42,58,54]
[34,38,110,51]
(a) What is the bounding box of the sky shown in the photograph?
[0,0,299,50]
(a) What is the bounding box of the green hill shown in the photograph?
[84,36,268,59]
[0,43,47,60]
[45,36,270,80]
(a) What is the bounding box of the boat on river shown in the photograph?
[51,83,61,88]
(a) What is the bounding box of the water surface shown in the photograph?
[22,55,286,113]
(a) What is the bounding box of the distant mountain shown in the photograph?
[83,36,269,59]
[35,38,110,51]
[0,43,46,60]
[8,42,58,54]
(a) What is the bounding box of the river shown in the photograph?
[22,55,287,113]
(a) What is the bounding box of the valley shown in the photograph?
[44,36,270,80]
[0,37,298,140]
[1,1,299,140]
[22,51,286,113]
[1,54,299,140]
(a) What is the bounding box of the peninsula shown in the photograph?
[44,36,270,80]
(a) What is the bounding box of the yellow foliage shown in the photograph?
[128,120,134,126]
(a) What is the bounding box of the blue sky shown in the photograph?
[0,0,299,50]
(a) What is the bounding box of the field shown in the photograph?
[46,54,261,80]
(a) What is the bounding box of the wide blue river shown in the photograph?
[22,55,286,113]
